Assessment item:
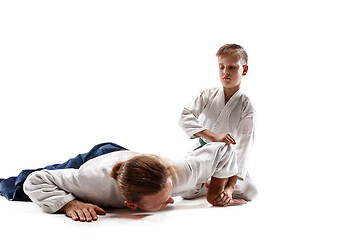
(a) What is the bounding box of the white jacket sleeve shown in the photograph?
[178,89,210,139]
[23,169,78,213]
[235,111,256,180]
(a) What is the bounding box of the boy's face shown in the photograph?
[218,54,247,90]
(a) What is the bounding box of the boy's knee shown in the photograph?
[233,182,258,201]
[243,184,258,201]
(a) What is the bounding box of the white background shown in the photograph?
[1,0,359,239]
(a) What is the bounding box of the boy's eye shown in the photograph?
[219,66,225,69]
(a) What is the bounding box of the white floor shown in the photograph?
[1,191,358,240]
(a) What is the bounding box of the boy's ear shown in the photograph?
[242,65,248,76]
[124,201,138,210]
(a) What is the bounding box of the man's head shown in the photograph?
[110,154,175,211]
[216,44,248,90]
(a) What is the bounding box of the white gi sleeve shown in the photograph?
[178,89,211,139]
[235,111,256,180]
[23,169,79,213]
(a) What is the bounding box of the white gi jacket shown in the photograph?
[179,87,255,180]
[23,142,238,213]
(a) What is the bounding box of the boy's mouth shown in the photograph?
[223,77,230,79]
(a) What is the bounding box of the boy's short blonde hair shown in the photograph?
[216,44,248,66]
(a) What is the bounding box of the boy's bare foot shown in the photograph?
[206,177,228,205]
[228,198,247,206]
[205,178,211,188]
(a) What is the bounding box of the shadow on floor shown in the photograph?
[105,196,210,220]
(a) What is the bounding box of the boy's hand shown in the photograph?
[214,133,236,145]
[60,199,106,222]
[195,130,236,145]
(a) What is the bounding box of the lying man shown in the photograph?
[0,142,256,222]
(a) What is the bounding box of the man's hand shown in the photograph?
[60,199,106,222]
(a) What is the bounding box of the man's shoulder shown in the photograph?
[78,151,138,176]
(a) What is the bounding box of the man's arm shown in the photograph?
[23,169,78,213]
[24,169,107,222]
[180,142,240,202]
